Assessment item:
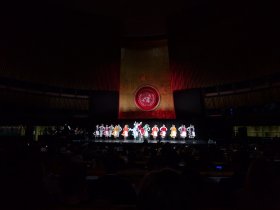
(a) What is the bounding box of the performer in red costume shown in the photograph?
[151,125,159,140]
[122,124,129,140]
[160,124,167,140]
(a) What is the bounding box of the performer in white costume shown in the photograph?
[137,122,145,141]
[187,124,196,139]
[104,125,109,139]
[94,125,99,139]
[108,124,114,138]
[178,124,187,140]
[143,124,150,140]
[99,124,105,139]
[130,121,139,140]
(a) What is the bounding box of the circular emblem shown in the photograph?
[134,85,160,111]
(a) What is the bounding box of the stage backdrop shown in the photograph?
[119,39,176,119]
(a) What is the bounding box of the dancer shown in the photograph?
[108,124,114,138]
[187,124,196,139]
[99,124,105,139]
[113,124,122,139]
[143,124,150,140]
[151,125,159,140]
[178,124,187,140]
[160,124,168,140]
[104,125,110,139]
[74,127,80,136]
[138,122,145,141]
[94,125,99,139]
[122,124,129,140]
[130,121,139,140]
[170,124,177,140]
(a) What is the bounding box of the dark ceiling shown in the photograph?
[1,1,279,37]
[0,1,279,89]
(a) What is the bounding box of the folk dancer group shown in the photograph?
[93,122,195,140]
[94,124,122,139]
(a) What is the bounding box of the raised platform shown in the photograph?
[73,139,207,144]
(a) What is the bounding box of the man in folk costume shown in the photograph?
[187,124,196,139]
[170,124,177,140]
[108,124,114,138]
[113,124,122,139]
[178,124,187,140]
[99,124,105,139]
[130,121,139,140]
[151,125,159,140]
[137,122,145,141]
[94,125,100,139]
[122,124,129,140]
[143,124,150,140]
[160,124,168,140]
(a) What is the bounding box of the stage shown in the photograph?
[72,139,207,144]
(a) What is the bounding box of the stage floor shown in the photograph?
[73,139,207,144]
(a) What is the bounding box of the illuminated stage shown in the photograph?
[73,139,207,144]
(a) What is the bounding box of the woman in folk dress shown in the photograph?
[122,125,129,140]
[160,124,167,140]
[151,125,159,140]
[170,124,177,140]
[113,124,122,139]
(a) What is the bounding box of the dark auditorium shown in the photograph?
[0,1,280,210]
